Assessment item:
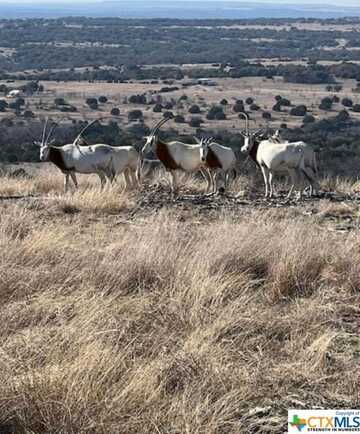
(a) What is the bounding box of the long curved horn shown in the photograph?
[238,112,250,135]
[72,119,100,146]
[150,117,171,136]
[42,117,49,144]
[149,118,165,136]
[45,122,58,145]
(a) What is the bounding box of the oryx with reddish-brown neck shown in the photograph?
[239,113,317,199]
[35,119,115,192]
[141,117,212,195]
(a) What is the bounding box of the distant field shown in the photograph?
[1,75,359,136]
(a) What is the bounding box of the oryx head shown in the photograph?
[34,118,57,161]
[194,136,213,163]
[141,117,171,156]
[239,113,263,154]
[239,112,253,154]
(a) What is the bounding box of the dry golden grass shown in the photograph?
[0,166,360,433]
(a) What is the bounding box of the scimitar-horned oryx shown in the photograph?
[141,117,212,196]
[239,113,317,199]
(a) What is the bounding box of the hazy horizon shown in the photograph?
[0,0,359,4]
[0,0,359,19]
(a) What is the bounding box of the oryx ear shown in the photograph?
[33,140,41,147]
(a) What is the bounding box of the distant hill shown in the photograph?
[2,1,360,19]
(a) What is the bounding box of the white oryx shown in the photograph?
[194,136,237,193]
[239,113,317,199]
[36,119,113,192]
[141,117,212,195]
[37,119,141,192]
[270,130,319,196]
[109,146,140,189]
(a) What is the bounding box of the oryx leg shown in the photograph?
[123,169,132,190]
[70,172,78,190]
[260,165,270,198]
[169,170,179,197]
[130,168,140,188]
[268,171,274,198]
[199,168,212,194]
[287,168,300,199]
[64,172,71,193]
[98,172,107,190]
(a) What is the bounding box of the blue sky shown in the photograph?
[0,0,358,6]
[0,0,358,3]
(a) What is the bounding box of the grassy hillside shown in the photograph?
[0,168,359,433]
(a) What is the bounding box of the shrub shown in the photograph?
[98,96,108,103]
[246,97,254,105]
[303,114,315,124]
[279,98,291,107]
[86,98,98,109]
[290,105,307,116]
[342,97,353,108]
[207,105,226,120]
[273,102,282,112]
[353,104,360,112]
[153,103,163,113]
[233,100,245,113]
[337,110,350,122]
[174,115,185,123]
[220,98,228,105]
[129,94,147,104]
[189,104,201,114]
[319,97,333,111]
[164,101,174,110]
[189,117,203,128]
[55,97,67,106]
[59,105,77,112]
[163,111,174,119]
[128,109,143,121]
[111,107,120,116]
[262,112,272,120]
[0,99,8,111]
[250,103,260,111]
[23,110,34,118]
